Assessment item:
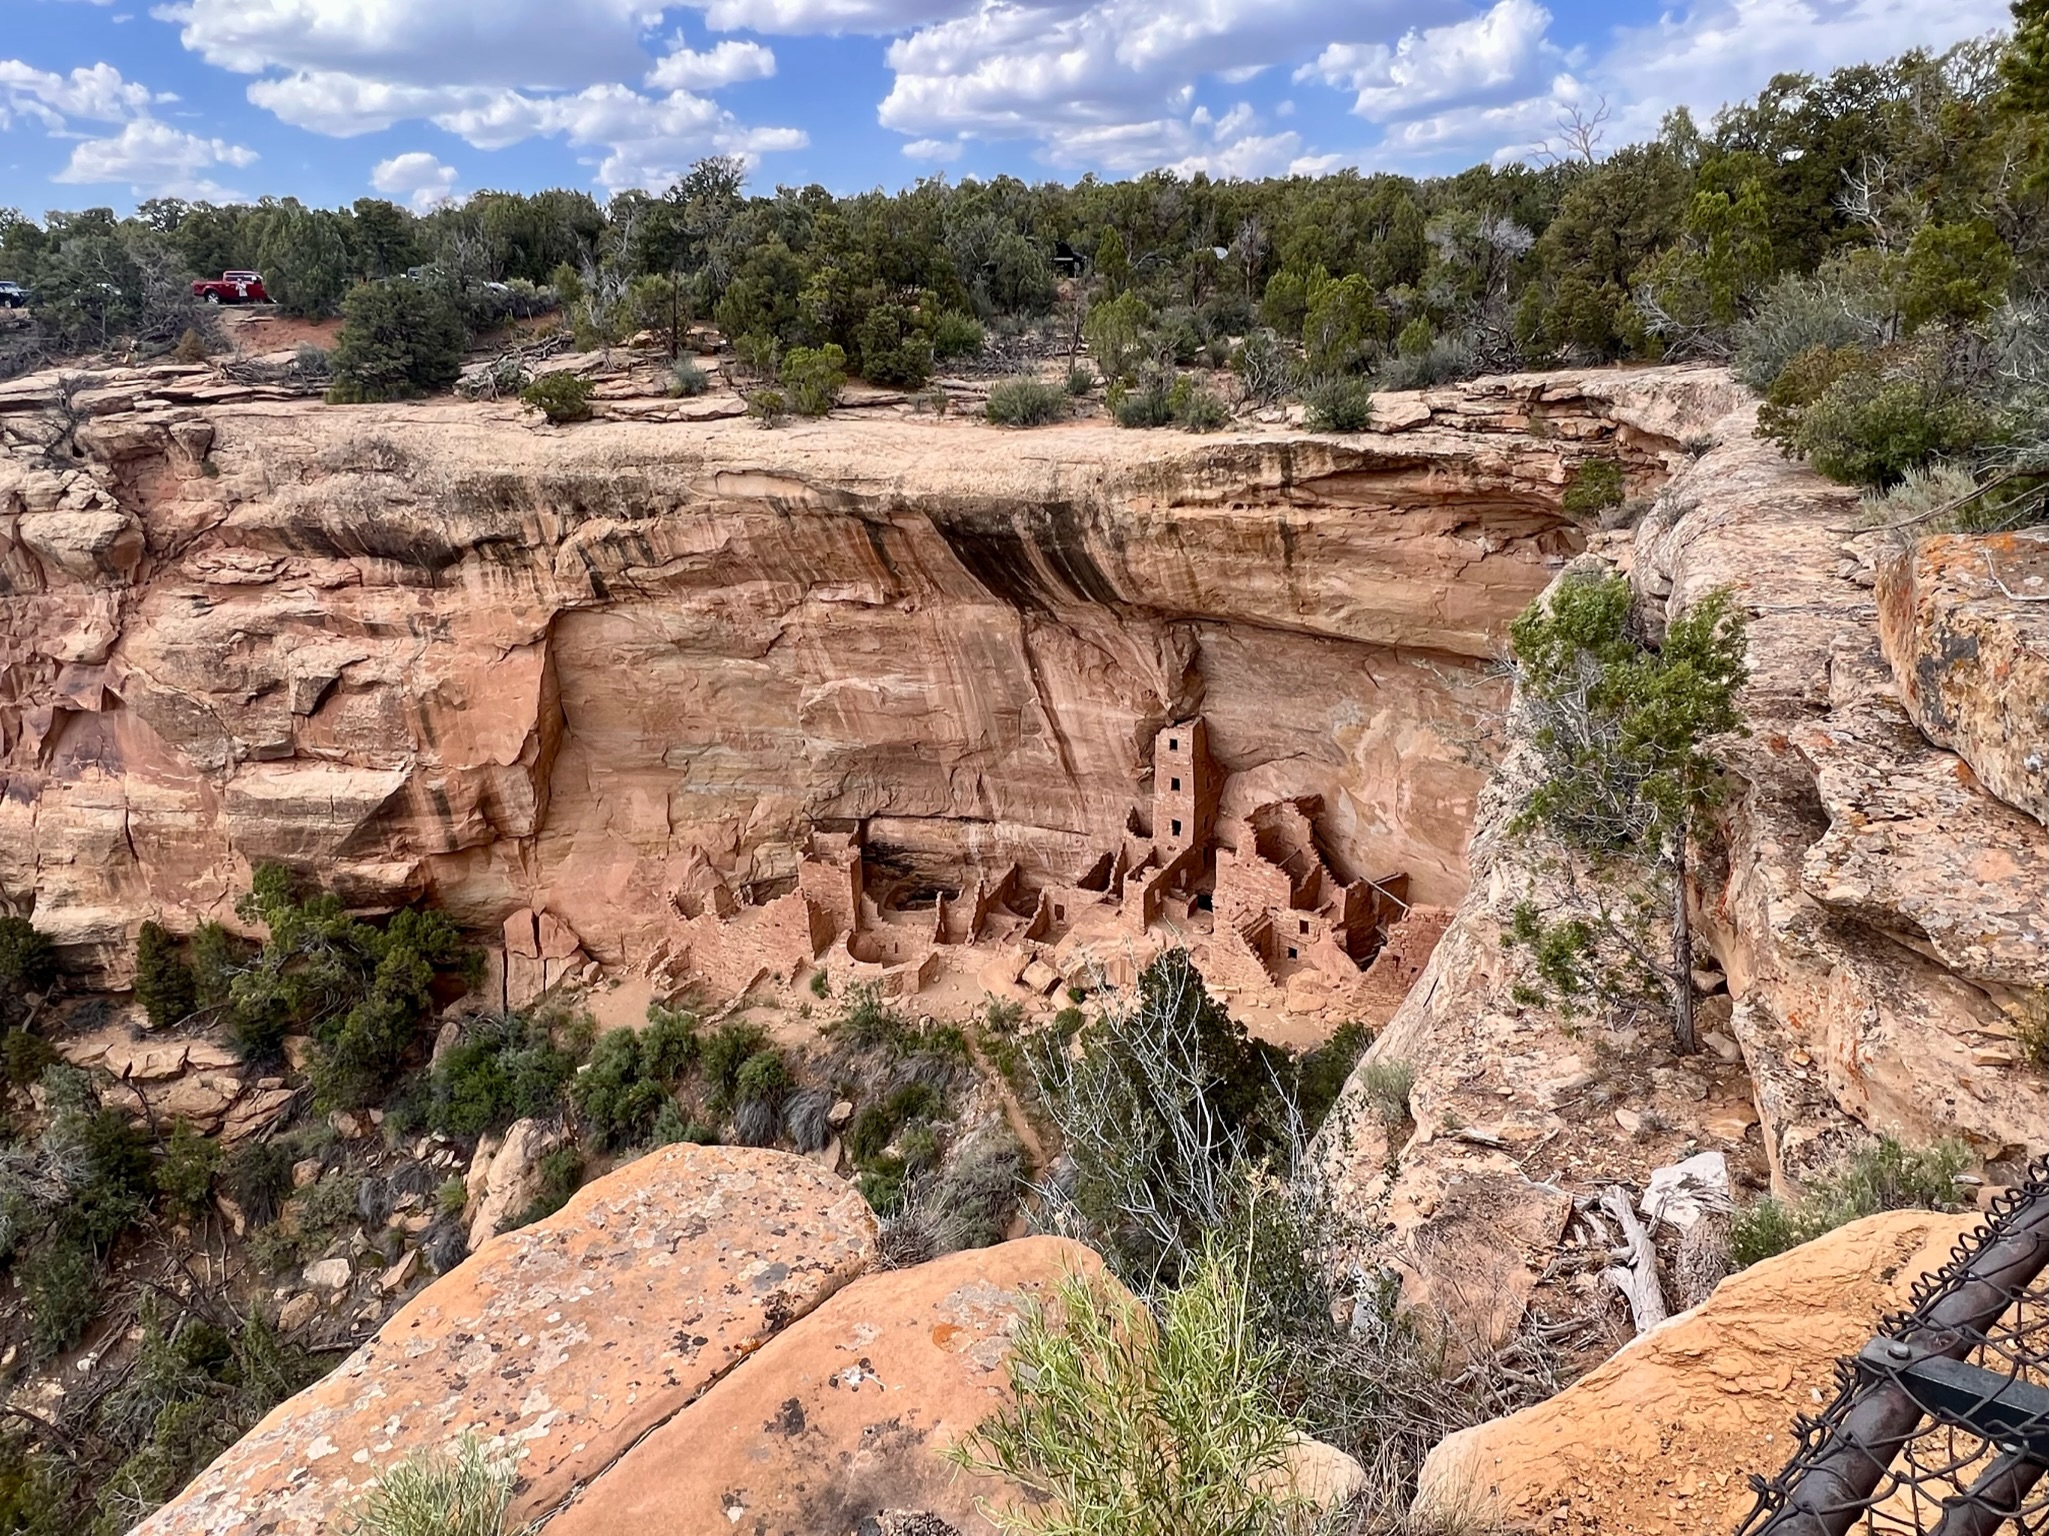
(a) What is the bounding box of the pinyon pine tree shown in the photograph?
[1503,571,1747,1052]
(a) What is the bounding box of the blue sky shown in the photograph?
[1,0,2015,213]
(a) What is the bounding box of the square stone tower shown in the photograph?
[1153,717,1219,856]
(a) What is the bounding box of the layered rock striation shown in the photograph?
[1321,388,2048,1332]
[0,366,1731,981]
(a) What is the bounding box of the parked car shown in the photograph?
[0,281,32,310]
[190,271,269,304]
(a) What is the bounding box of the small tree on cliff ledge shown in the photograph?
[1503,571,1747,1053]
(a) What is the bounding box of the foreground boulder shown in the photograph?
[136,1145,876,1536]
[549,1235,1095,1536]
[1411,1210,1974,1536]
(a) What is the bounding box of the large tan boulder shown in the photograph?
[134,1145,876,1536]
[546,1235,1093,1536]
[1411,1210,1975,1536]
[1878,527,2049,827]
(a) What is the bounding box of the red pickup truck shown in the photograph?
[190,271,269,304]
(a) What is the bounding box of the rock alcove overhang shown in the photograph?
[0,367,1722,977]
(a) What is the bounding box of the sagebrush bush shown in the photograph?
[1729,1136,1973,1268]
[1733,270,1886,390]
[1065,363,1097,395]
[668,358,709,397]
[986,376,1068,426]
[1302,375,1373,433]
[568,1027,670,1150]
[1378,333,1477,391]
[952,1252,1308,1536]
[699,1021,770,1112]
[1178,385,1228,432]
[351,1434,527,1536]
[1357,1056,1417,1132]
[929,1126,1023,1251]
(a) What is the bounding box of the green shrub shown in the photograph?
[1790,365,1999,488]
[350,1433,524,1536]
[782,343,845,415]
[952,1251,1307,1536]
[1065,363,1096,395]
[1,1030,54,1086]
[569,1027,669,1150]
[1109,369,1176,428]
[669,358,710,397]
[930,310,985,360]
[328,279,466,403]
[1292,1021,1371,1136]
[699,1021,770,1111]
[221,1141,294,1227]
[733,1049,791,1107]
[1356,1056,1417,1132]
[134,921,196,1029]
[220,866,474,1106]
[23,1239,99,1360]
[0,918,56,994]
[640,1002,701,1079]
[985,376,1068,427]
[428,1014,583,1138]
[519,371,595,424]
[155,1120,220,1222]
[1729,1136,1973,1268]
[1302,375,1374,433]
[1561,459,1626,517]
[747,387,787,428]
[190,920,242,1007]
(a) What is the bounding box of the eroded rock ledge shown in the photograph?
[1322,391,2048,1335]
[0,365,1734,985]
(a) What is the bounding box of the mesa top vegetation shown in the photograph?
[1,8,2045,489]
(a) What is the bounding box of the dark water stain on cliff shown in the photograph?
[934,501,1123,613]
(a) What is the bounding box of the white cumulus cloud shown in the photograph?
[1302,0,1559,123]
[371,149,460,210]
[0,60,160,130]
[646,38,778,90]
[54,117,258,198]
[1300,0,2014,170]
[154,0,806,189]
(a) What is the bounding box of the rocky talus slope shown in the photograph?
[1322,391,2048,1339]
[0,365,1727,981]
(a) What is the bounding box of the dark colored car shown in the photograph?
[0,281,31,310]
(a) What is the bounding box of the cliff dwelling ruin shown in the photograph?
[635,715,1445,1022]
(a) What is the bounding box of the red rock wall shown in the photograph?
[0,367,1738,978]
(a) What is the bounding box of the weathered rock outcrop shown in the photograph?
[1877,525,2048,828]
[135,1144,876,1536]
[1411,1210,1974,1536]
[0,366,1735,981]
[1321,395,2047,1327]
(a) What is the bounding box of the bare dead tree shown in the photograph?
[1535,96,1611,166]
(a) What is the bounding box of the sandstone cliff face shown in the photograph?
[0,366,1732,980]
[1321,393,2048,1326]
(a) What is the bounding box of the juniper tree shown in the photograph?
[1503,571,1748,1052]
